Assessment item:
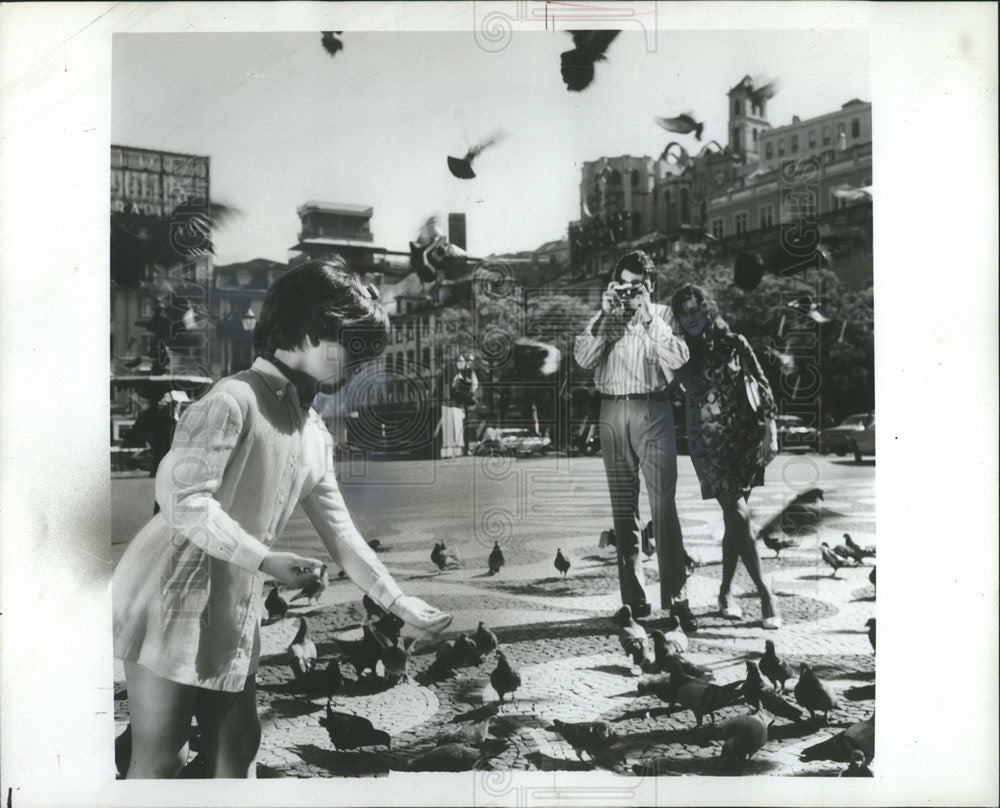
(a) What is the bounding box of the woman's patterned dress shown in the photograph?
[674,328,777,500]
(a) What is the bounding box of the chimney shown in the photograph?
[792,115,801,124]
[447,213,467,251]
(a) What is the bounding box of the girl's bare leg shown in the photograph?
[124,661,197,779]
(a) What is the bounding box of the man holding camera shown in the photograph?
[574,250,697,632]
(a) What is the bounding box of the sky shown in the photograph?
[112,29,870,265]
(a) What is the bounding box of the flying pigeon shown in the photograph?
[560,30,621,91]
[447,131,504,180]
[290,563,328,605]
[320,31,344,58]
[654,113,704,141]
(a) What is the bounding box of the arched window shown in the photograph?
[609,170,622,186]
[630,169,640,190]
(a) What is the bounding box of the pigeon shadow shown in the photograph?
[266,697,325,719]
[584,664,639,677]
[612,706,673,722]
[844,685,876,701]
[525,751,596,772]
[830,459,875,467]
[630,756,717,776]
[290,744,392,777]
[768,720,831,741]
[450,703,502,724]
[255,763,285,778]
[796,573,845,581]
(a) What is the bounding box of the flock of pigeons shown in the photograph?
[242,482,877,775]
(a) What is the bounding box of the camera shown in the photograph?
[611,282,644,305]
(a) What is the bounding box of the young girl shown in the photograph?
[113,258,452,778]
[669,283,782,629]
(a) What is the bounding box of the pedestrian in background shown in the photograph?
[440,354,478,458]
[670,283,781,629]
[574,250,697,631]
[112,258,451,778]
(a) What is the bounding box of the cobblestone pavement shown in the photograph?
[113,453,877,778]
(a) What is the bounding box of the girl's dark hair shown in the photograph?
[253,257,390,361]
[670,283,731,341]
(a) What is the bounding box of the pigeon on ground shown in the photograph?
[655,616,690,654]
[323,660,345,696]
[487,541,505,575]
[760,531,797,558]
[662,657,743,726]
[719,710,773,771]
[560,30,620,91]
[636,672,675,705]
[440,717,492,745]
[844,683,876,701]
[866,618,876,653]
[840,749,874,777]
[290,563,328,605]
[643,630,703,676]
[759,640,793,692]
[550,719,616,762]
[371,627,416,683]
[405,739,508,771]
[264,581,288,621]
[447,131,504,180]
[287,617,317,679]
[453,633,482,668]
[431,540,461,571]
[362,593,385,621]
[794,663,838,722]
[490,650,521,704]
[744,662,807,722]
[425,640,457,679]
[474,621,499,657]
[655,113,705,141]
[599,528,617,549]
[329,624,383,679]
[372,611,404,645]
[320,706,390,751]
[800,713,874,762]
[554,548,571,578]
[844,533,876,560]
[320,31,343,58]
[832,543,855,563]
[869,566,876,586]
[641,520,656,556]
[613,605,649,666]
[820,543,845,577]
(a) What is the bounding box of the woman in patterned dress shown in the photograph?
[669,284,782,629]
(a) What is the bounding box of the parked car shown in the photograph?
[476,428,551,457]
[848,413,875,461]
[820,413,874,456]
[775,414,819,451]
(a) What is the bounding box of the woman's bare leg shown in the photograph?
[718,494,777,619]
[124,661,197,779]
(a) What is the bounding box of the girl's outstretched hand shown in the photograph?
[390,595,453,635]
[260,551,325,589]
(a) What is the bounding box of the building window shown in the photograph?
[680,188,691,225]
[405,323,414,342]
[422,347,430,367]
[791,134,799,154]
[765,142,773,159]
[630,169,640,190]
[759,205,774,229]
[752,128,758,144]
[808,130,817,149]
[406,349,414,368]
[822,126,831,145]
[732,98,740,116]
[851,118,860,138]
[778,139,786,157]
[711,218,724,239]
[734,212,749,234]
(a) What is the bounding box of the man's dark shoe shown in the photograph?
[628,602,652,619]
[670,599,699,634]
